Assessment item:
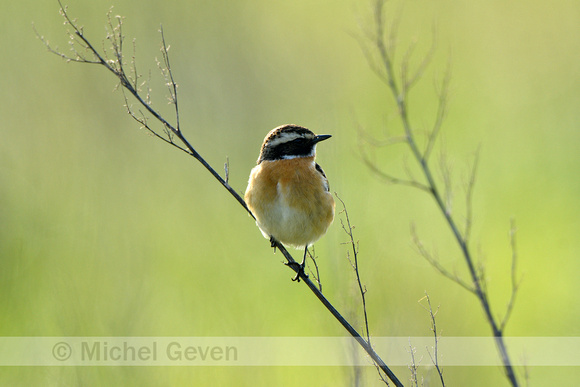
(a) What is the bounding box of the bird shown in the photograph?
[244,124,335,281]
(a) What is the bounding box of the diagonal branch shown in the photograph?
[411,225,474,294]
[39,3,404,386]
[360,149,431,192]
[360,1,521,385]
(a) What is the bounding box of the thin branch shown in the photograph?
[356,121,408,148]
[419,294,445,387]
[385,2,403,61]
[129,38,139,90]
[305,247,323,293]
[40,3,404,386]
[438,147,454,217]
[500,219,520,332]
[356,122,430,192]
[351,31,390,86]
[400,38,417,96]
[360,1,521,385]
[423,58,451,162]
[403,25,437,93]
[158,26,180,133]
[408,339,420,387]
[51,2,250,215]
[336,194,371,343]
[411,225,475,293]
[361,150,430,192]
[275,239,402,386]
[463,146,480,244]
[336,193,390,385]
[121,87,190,154]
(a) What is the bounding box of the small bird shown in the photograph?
[245,124,335,281]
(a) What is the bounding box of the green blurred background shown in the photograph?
[1,0,579,385]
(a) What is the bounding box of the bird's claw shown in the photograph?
[285,261,307,282]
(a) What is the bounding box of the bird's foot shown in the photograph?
[285,260,307,282]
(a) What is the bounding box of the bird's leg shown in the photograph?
[290,247,309,282]
[269,236,277,252]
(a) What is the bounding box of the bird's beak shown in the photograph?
[314,134,332,143]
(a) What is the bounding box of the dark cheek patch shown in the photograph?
[260,140,313,162]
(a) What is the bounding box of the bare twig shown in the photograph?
[40,3,404,386]
[45,2,251,214]
[157,26,180,132]
[463,147,480,244]
[336,193,391,385]
[419,294,445,387]
[359,1,521,385]
[276,238,402,387]
[305,247,323,293]
[500,219,520,331]
[336,194,371,343]
[408,339,420,387]
[437,147,454,216]
[361,151,431,192]
[423,59,451,162]
[357,126,408,148]
[411,225,474,293]
[401,25,437,95]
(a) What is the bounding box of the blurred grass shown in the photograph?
[1,0,579,385]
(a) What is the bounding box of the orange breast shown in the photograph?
[245,157,335,248]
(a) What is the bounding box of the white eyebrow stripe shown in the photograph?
[266,132,301,148]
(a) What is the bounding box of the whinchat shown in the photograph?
[245,124,335,280]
